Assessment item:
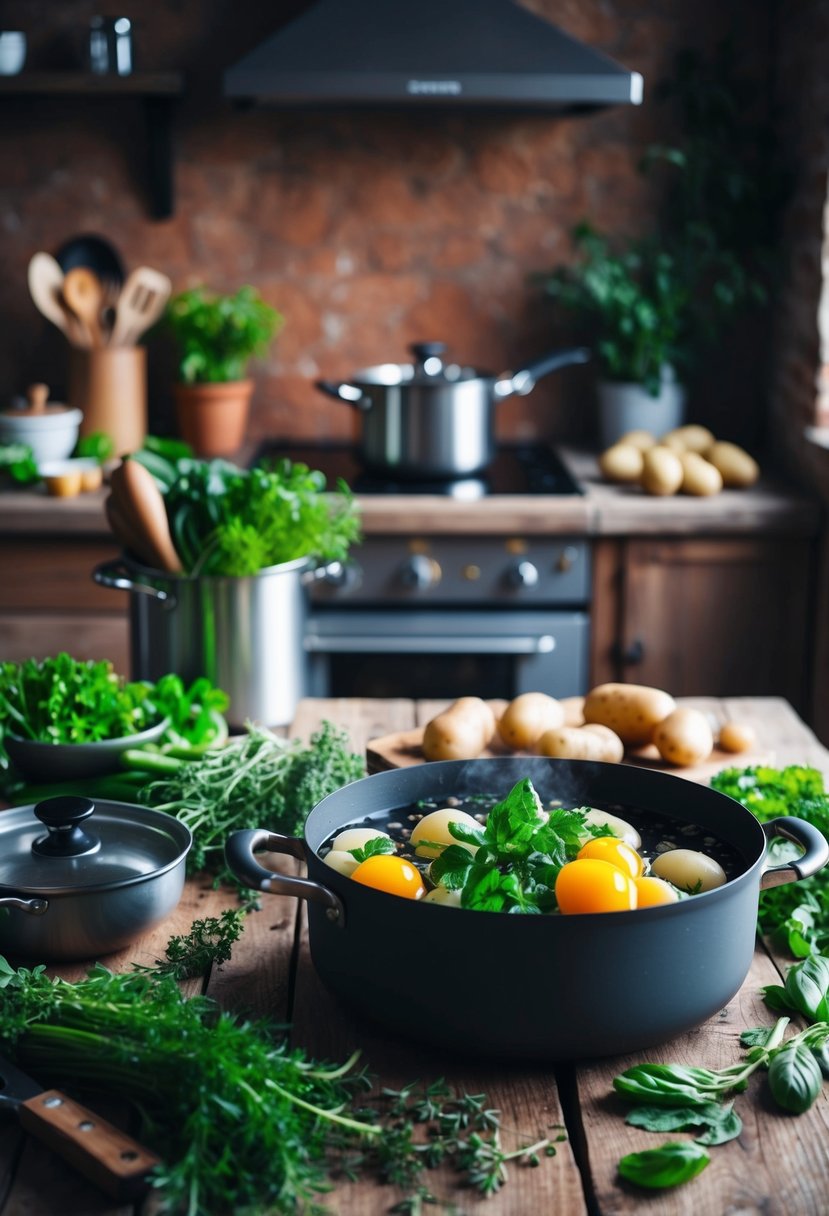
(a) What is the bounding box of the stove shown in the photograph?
[252,441,583,497]
[252,440,590,701]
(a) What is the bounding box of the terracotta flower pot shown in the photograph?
[174,379,254,458]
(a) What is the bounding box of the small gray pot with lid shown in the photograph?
[0,795,192,961]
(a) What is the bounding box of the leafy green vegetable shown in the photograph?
[0,959,556,1214]
[349,836,396,863]
[149,906,250,981]
[763,954,829,1022]
[165,285,283,384]
[429,778,603,914]
[0,442,39,484]
[710,765,829,954]
[767,1043,824,1114]
[618,1141,710,1189]
[73,430,114,464]
[624,1101,742,1146]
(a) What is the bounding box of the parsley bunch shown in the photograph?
[430,778,600,913]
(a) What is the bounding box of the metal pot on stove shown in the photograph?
[315,341,589,479]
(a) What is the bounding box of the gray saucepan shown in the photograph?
[0,795,192,961]
[225,757,829,1062]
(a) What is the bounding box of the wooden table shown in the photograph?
[3,696,829,1216]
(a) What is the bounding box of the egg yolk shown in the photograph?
[577,836,644,879]
[555,859,637,914]
[634,875,680,908]
[351,855,426,900]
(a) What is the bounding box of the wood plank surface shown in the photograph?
[2,696,829,1216]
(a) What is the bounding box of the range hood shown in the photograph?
[224,0,643,112]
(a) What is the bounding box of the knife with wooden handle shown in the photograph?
[0,1051,160,1200]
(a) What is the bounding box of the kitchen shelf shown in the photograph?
[0,71,185,220]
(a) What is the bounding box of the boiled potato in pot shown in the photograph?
[652,707,714,767]
[410,807,481,859]
[583,683,676,747]
[497,692,564,750]
[651,848,727,893]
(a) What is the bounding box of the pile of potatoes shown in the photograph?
[598,425,760,498]
[422,684,757,769]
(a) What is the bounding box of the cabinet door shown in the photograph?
[617,537,812,710]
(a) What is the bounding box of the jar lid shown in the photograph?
[0,796,191,894]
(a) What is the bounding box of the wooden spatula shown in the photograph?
[62,266,106,348]
[109,459,182,573]
[109,266,172,347]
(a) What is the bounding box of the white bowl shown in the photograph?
[0,32,26,75]
[0,406,83,463]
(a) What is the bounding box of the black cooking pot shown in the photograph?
[226,758,828,1061]
[315,341,589,479]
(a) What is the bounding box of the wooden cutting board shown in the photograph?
[366,725,772,784]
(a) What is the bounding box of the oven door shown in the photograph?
[305,609,588,700]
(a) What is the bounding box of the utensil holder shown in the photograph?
[69,347,147,457]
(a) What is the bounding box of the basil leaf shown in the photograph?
[614,1064,723,1107]
[625,1100,741,1144]
[429,845,475,891]
[768,1043,824,1113]
[348,837,396,863]
[783,955,829,1022]
[447,820,486,849]
[762,984,793,1014]
[618,1140,710,1189]
[811,1041,829,1079]
[740,1026,776,1047]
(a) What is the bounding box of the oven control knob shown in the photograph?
[505,559,539,589]
[399,554,442,590]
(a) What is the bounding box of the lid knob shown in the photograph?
[26,383,49,414]
[32,795,100,858]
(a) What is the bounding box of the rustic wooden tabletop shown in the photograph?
[2,696,829,1216]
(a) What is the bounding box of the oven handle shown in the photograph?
[304,633,556,655]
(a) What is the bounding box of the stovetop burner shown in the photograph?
[252,442,583,496]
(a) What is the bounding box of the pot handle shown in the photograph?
[314,379,369,409]
[0,895,48,915]
[759,816,829,889]
[92,558,174,606]
[494,346,591,400]
[225,829,346,926]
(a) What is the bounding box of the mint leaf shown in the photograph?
[348,837,396,864]
[430,845,475,891]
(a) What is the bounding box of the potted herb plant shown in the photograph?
[540,46,783,448]
[166,285,283,457]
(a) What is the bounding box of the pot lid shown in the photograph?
[0,796,191,894]
[355,342,489,387]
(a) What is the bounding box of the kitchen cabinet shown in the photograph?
[590,535,815,713]
[0,535,128,671]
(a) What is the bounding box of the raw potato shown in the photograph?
[410,807,481,859]
[660,425,716,455]
[679,451,723,497]
[422,696,496,761]
[651,848,727,893]
[718,720,757,754]
[498,692,564,750]
[707,441,760,488]
[536,724,623,762]
[639,445,684,496]
[583,683,677,747]
[598,443,644,483]
[652,707,714,767]
[560,695,586,727]
[617,429,656,451]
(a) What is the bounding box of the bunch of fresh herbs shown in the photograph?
[0,956,556,1215]
[165,285,283,384]
[130,450,361,577]
[428,777,602,913]
[710,765,829,955]
[0,442,39,484]
[0,654,225,752]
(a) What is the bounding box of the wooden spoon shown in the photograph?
[27,252,87,345]
[109,459,182,573]
[62,266,106,348]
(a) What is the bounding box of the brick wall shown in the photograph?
[0,0,778,450]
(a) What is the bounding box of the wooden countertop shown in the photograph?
[3,696,828,1216]
[0,449,819,538]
